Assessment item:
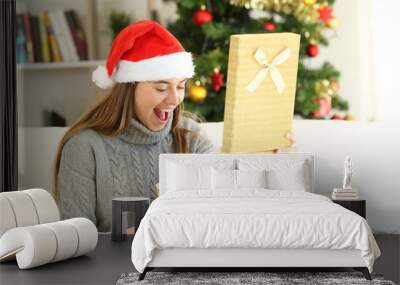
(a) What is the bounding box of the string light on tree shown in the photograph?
[193,5,213,27]
[327,18,338,29]
[315,79,337,98]
[303,0,316,5]
[331,79,340,93]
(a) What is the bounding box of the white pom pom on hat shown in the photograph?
[92,65,115,89]
[92,20,195,89]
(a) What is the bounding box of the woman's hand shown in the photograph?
[273,130,295,153]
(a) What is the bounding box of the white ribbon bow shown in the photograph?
[246,47,291,95]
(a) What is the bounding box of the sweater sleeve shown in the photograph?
[191,131,215,153]
[180,116,216,154]
[58,133,97,226]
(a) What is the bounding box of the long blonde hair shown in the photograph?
[52,82,193,201]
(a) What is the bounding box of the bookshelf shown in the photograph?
[16,0,105,128]
[16,0,98,62]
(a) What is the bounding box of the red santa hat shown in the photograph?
[92,20,195,89]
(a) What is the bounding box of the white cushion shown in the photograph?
[167,162,212,191]
[160,154,313,194]
[266,164,307,191]
[211,168,237,190]
[160,154,237,195]
[211,168,268,191]
[238,159,310,192]
[236,169,268,189]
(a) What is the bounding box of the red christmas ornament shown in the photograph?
[318,5,334,24]
[331,114,344,120]
[210,69,225,92]
[307,43,319,57]
[264,21,276,32]
[193,8,213,27]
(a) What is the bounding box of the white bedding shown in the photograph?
[131,190,380,273]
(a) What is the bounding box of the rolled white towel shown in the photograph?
[0,218,98,269]
[0,196,17,237]
[0,191,40,228]
[0,189,60,238]
[24,188,60,223]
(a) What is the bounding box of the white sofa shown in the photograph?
[17,120,400,235]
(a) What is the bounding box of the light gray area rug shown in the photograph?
[116,271,396,285]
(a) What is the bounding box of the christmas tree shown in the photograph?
[166,0,349,122]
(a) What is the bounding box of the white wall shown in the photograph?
[292,121,400,235]
[96,0,177,59]
[370,0,400,122]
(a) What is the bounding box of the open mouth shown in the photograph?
[153,108,170,122]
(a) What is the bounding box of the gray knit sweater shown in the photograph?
[58,113,214,232]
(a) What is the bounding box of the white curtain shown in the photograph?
[370,0,400,122]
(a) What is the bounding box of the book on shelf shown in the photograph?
[38,12,51,63]
[49,10,70,62]
[43,11,62,62]
[22,13,34,63]
[58,10,80,61]
[16,9,88,64]
[65,10,88,61]
[16,15,28,64]
[31,15,42,63]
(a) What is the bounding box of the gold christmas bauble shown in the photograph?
[188,83,207,103]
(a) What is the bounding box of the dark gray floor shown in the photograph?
[0,234,134,285]
[374,234,400,284]
[0,234,398,285]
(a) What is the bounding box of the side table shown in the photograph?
[332,199,366,219]
[112,197,150,242]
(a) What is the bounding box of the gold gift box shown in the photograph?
[222,33,301,153]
